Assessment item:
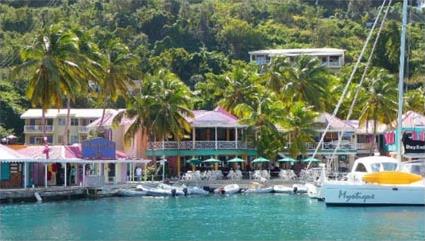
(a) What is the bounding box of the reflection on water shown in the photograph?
[1,195,424,240]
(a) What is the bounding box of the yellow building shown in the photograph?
[21,109,112,145]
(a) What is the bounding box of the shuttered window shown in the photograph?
[0,163,10,180]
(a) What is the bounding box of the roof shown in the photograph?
[314,113,355,131]
[248,48,345,57]
[0,144,29,160]
[16,144,127,160]
[187,107,246,127]
[346,120,389,134]
[89,107,246,129]
[21,109,110,119]
[398,111,425,128]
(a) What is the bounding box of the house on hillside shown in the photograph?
[248,48,345,70]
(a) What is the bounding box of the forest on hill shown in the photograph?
[0,0,424,157]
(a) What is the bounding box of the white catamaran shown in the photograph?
[321,0,425,206]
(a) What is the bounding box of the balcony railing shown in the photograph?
[148,141,251,150]
[79,126,90,133]
[303,141,356,151]
[24,125,54,133]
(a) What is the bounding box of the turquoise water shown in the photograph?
[1,194,424,240]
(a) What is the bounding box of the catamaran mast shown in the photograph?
[396,0,408,162]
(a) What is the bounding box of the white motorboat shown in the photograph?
[116,189,147,197]
[157,183,187,196]
[322,156,425,206]
[187,186,209,195]
[214,184,240,194]
[273,185,294,194]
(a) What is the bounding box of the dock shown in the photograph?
[0,180,300,204]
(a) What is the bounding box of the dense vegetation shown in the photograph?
[0,0,424,159]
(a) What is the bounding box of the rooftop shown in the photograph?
[248,48,345,56]
[21,109,109,119]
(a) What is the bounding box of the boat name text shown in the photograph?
[338,190,375,203]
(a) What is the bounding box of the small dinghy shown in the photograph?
[187,186,209,195]
[214,184,240,194]
[157,183,188,196]
[243,186,273,194]
[273,185,294,194]
[305,183,323,200]
[243,182,273,194]
[116,189,147,197]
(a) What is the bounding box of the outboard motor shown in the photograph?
[220,189,225,195]
[183,187,188,196]
[293,186,298,194]
[171,189,177,197]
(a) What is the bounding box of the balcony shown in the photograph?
[306,141,356,151]
[24,125,54,133]
[148,141,251,150]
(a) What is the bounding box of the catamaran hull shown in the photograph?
[323,182,425,206]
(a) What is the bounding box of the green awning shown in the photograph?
[303,157,321,163]
[203,158,221,164]
[227,157,245,163]
[277,157,296,163]
[252,157,270,163]
[186,158,201,165]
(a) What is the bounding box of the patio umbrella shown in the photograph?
[303,157,321,163]
[186,158,201,165]
[252,157,270,163]
[227,157,245,163]
[203,158,221,164]
[277,157,296,163]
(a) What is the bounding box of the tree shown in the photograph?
[404,88,425,115]
[14,23,88,141]
[97,38,138,128]
[266,55,330,111]
[358,68,398,154]
[279,101,318,158]
[113,69,193,157]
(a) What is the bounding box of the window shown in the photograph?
[382,163,398,171]
[355,163,367,172]
[1,163,10,180]
[371,163,381,172]
[70,135,79,144]
[58,118,66,125]
[71,118,79,126]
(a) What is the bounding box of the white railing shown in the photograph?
[306,141,356,151]
[148,141,249,150]
[326,61,342,68]
[24,125,54,132]
[79,126,90,133]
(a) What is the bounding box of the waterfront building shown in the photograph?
[384,111,425,161]
[248,48,345,69]
[20,109,109,145]
[90,107,257,177]
[0,144,27,188]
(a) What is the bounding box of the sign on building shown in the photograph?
[402,133,425,154]
[82,138,116,160]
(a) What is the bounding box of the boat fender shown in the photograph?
[293,186,298,194]
[183,188,188,196]
[171,189,177,197]
[34,192,42,203]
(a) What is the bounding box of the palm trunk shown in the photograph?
[42,108,46,142]
[63,98,71,145]
[98,98,108,129]
[372,119,378,155]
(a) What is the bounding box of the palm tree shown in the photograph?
[266,55,330,111]
[15,24,87,142]
[404,88,425,115]
[113,69,193,158]
[279,101,318,158]
[358,69,398,154]
[218,64,259,113]
[232,87,285,159]
[97,39,138,128]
